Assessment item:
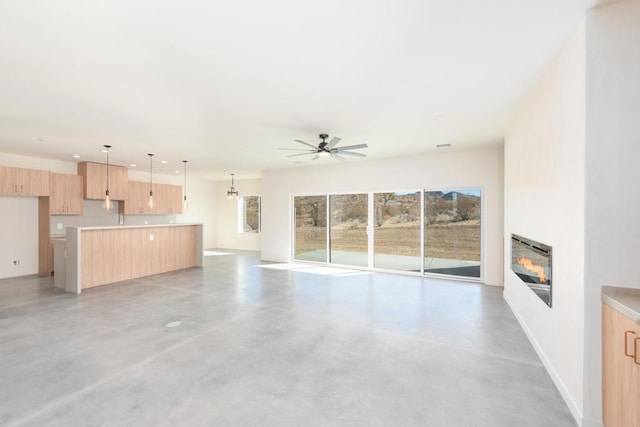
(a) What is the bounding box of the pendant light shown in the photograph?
[182,160,189,213]
[226,173,239,200]
[147,153,154,208]
[102,145,114,211]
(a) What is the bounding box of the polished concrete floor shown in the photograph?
[0,250,575,426]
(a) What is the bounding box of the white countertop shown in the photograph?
[602,286,640,324]
[69,223,202,231]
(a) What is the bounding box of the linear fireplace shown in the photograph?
[511,234,552,307]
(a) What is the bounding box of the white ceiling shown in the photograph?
[0,0,590,180]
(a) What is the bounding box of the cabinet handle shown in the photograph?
[636,338,640,365]
[625,330,636,357]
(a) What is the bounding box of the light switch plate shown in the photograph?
[149,234,154,241]
[56,223,63,230]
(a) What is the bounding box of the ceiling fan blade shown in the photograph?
[312,155,320,160]
[326,137,341,149]
[331,153,346,161]
[338,151,367,158]
[335,143,368,151]
[278,148,315,151]
[287,152,315,158]
[294,139,319,150]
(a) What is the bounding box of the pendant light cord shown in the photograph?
[104,145,111,195]
[148,154,154,196]
[183,160,188,200]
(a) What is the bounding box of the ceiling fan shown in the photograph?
[280,134,368,161]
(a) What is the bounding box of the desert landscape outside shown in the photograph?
[294,189,481,278]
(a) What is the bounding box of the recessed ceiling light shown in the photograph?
[436,143,451,148]
[174,170,180,174]
[72,155,80,158]
[165,321,181,328]
[130,164,136,167]
[161,160,167,164]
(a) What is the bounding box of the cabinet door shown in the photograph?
[109,165,129,200]
[603,303,640,427]
[78,162,128,200]
[22,168,49,196]
[149,183,182,214]
[121,181,150,214]
[50,173,83,215]
[0,166,49,196]
[0,166,16,194]
[167,184,183,214]
[150,183,163,214]
[66,175,83,214]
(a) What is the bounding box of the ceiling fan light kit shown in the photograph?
[279,133,368,161]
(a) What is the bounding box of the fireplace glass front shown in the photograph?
[511,234,552,307]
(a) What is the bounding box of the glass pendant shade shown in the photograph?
[103,192,113,211]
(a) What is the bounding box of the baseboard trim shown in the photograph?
[503,292,585,426]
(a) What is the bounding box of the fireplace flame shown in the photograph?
[517,257,547,283]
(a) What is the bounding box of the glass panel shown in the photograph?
[294,195,327,262]
[329,194,368,267]
[239,196,260,233]
[424,189,481,278]
[373,191,421,271]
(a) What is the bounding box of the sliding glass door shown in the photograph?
[329,194,368,267]
[293,195,327,262]
[424,189,481,278]
[373,191,421,271]
[292,188,482,280]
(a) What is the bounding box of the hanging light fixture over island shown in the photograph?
[147,153,154,209]
[102,145,113,211]
[182,160,189,213]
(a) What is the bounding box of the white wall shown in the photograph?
[504,23,586,424]
[583,1,640,424]
[261,146,504,286]
[211,178,261,251]
[0,152,217,277]
[0,196,38,278]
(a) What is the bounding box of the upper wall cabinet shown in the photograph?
[50,173,83,215]
[77,162,128,200]
[0,166,49,196]
[119,181,183,215]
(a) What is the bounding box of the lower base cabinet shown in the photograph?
[602,303,640,427]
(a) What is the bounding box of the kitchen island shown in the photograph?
[63,223,203,294]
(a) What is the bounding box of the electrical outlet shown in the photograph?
[56,223,63,230]
[149,234,154,241]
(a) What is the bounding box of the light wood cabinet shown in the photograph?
[77,161,128,200]
[119,181,183,215]
[156,183,183,214]
[120,181,151,214]
[602,303,640,427]
[0,166,49,196]
[78,225,199,289]
[49,173,83,215]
